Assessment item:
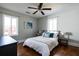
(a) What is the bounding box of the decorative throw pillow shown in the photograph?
[44,32,50,37]
[42,32,45,36]
[53,32,58,38]
[42,32,50,37]
[49,33,54,38]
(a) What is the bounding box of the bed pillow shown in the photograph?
[42,32,45,36]
[42,32,50,37]
[42,31,58,38]
[49,31,58,38]
[53,32,58,38]
[49,33,54,38]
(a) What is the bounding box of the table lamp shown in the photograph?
[64,32,72,40]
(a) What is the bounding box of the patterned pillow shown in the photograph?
[42,32,45,36]
[42,32,50,37]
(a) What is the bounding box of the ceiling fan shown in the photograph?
[27,3,52,15]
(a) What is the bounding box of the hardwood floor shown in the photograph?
[17,43,79,56]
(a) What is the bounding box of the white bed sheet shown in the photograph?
[23,36,58,56]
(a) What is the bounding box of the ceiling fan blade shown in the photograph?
[42,8,51,10]
[33,11,38,14]
[28,7,37,9]
[41,11,45,15]
[38,3,43,9]
[26,11,30,14]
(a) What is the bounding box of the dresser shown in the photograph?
[0,36,17,56]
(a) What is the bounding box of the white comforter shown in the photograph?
[23,36,58,56]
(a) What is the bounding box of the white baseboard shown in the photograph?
[68,41,79,47]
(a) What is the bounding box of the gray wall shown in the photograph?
[38,5,79,42]
[0,7,38,42]
[0,13,3,36]
[38,17,48,31]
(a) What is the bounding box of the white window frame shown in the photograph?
[3,14,18,36]
[47,17,57,32]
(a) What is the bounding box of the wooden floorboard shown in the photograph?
[17,43,79,56]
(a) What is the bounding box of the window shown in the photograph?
[3,14,18,36]
[47,18,57,31]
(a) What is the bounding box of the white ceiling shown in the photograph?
[0,3,78,18]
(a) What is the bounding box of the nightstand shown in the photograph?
[58,38,68,46]
[35,32,41,36]
[35,33,41,36]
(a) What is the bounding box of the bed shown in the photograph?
[23,32,59,56]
